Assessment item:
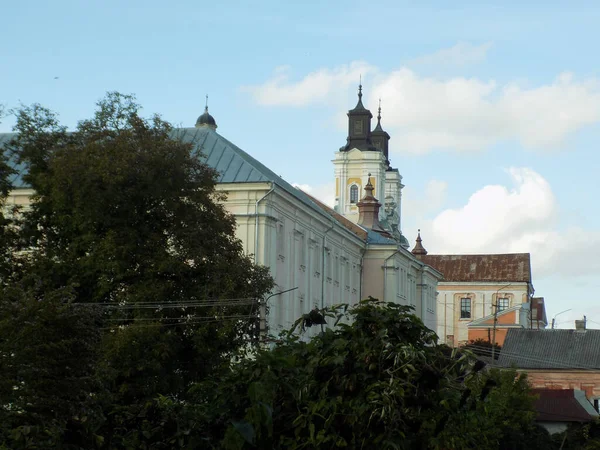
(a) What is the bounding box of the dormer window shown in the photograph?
[350,184,359,203]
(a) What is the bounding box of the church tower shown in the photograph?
[333,84,387,222]
[333,87,408,247]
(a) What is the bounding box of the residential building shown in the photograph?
[499,327,600,408]
[409,232,536,346]
[467,297,547,345]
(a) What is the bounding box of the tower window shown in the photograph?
[350,185,359,204]
[353,120,363,135]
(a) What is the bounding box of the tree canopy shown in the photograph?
[164,299,552,449]
[0,93,273,448]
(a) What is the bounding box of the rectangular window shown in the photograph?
[460,298,471,319]
[497,298,509,312]
[350,185,359,204]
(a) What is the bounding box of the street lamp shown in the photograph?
[551,308,572,329]
[259,287,299,340]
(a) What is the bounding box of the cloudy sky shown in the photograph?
[2,0,599,328]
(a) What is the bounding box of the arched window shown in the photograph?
[350,184,359,204]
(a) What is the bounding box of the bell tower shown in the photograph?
[333,84,387,223]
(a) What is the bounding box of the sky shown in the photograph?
[1,0,599,329]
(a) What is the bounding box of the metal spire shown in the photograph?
[205,94,209,112]
[358,75,362,100]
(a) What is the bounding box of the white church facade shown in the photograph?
[2,88,442,336]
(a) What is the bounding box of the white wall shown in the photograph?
[217,182,365,336]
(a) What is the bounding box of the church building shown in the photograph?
[2,87,442,336]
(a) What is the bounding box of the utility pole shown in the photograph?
[491,283,512,363]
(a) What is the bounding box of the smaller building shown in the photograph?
[410,233,535,347]
[467,297,547,346]
[532,388,598,435]
[499,327,600,407]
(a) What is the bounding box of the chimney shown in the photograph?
[575,317,587,331]
[357,175,387,233]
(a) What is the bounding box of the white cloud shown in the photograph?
[293,182,336,208]
[241,61,375,107]
[403,179,448,221]
[412,168,600,278]
[406,42,493,67]
[243,49,600,153]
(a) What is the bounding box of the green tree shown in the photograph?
[169,299,545,449]
[0,93,273,448]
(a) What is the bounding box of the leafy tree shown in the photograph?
[463,338,502,360]
[0,93,273,447]
[0,288,104,449]
[161,299,545,449]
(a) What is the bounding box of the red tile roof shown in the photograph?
[531,389,597,423]
[419,253,531,283]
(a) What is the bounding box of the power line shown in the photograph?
[465,344,600,371]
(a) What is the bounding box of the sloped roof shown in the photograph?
[302,192,367,241]
[499,329,600,370]
[467,304,522,328]
[532,389,598,422]
[302,190,401,245]
[420,253,531,283]
[2,127,366,244]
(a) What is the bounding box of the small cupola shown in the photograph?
[341,81,378,152]
[357,174,387,232]
[411,230,428,257]
[195,95,217,130]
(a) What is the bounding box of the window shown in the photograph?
[353,120,363,134]
[460,298,471,319]
[497,298,509,312]
[350,184,359,204]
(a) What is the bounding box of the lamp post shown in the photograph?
[260,287,299,341]
[551,308,572,329]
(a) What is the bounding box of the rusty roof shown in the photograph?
[302,192,368,241]
[419,253,531,283]
[531,389,598,423]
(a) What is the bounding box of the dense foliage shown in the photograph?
[0,93,273,448]
[181,299,549,449]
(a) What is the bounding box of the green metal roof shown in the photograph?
[1,127,366,243]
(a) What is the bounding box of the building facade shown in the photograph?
[410,232,536,346]
[2,88,442,336]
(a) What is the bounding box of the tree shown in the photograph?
[0,93,273,447]
[163,299,545,449]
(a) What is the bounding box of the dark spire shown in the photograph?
[195,94,217,130]
[411,229,428,256]
[370,98,391,165]
[373,98,383,131]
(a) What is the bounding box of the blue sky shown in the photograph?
[2,1,599,328]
